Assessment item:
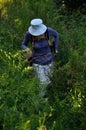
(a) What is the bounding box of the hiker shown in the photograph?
[21,18,59,97]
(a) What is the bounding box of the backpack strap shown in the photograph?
[30,29,55,52]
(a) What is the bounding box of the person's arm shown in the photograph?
[48,27,59,53]
[21,31,30,49]
[21,32,32,58]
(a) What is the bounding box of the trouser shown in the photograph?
[33,63,53,97]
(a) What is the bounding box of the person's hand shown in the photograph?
[27,50,32,58]
[25,48,32,59]
[55,50,58,54]
[54,50,58,56]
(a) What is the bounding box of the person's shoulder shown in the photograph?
[26,31,30,35]
[47,27,57,32]
[47,27,53,31]
[47,27,58,35]
[24,31,31,38]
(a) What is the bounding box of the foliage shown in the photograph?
[0,0,86,130]
[53,0,86,13]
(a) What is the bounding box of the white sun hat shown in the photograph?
[28,18,47,36]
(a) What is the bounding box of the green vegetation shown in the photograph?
[0,0,86,130]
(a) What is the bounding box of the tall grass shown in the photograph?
[0,0,86,130]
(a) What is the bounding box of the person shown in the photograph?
[21,18,59,97]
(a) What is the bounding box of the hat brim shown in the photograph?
[28,24,47,36]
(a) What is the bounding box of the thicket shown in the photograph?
[53,0,86,13]
[0,0,86,130]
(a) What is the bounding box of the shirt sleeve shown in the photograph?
[21,31,31,50]
[47,27,59,51]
